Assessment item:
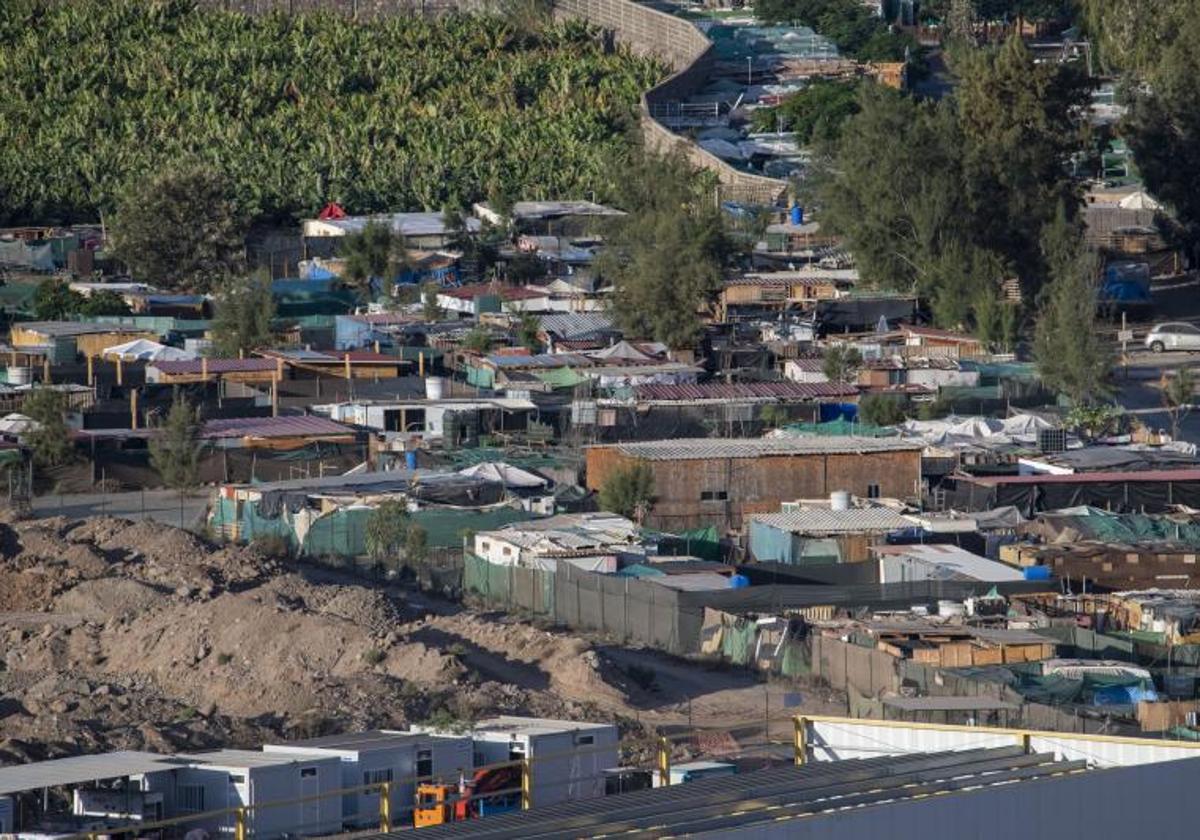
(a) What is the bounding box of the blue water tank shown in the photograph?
[1023,565,1051,581]
[729,574,750,589]
[405,451,418,470]
[790,205,804,225]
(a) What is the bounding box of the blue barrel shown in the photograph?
[729,574,750,589]
[405,451,418,470]
[1023,565,1051,581]
[790,205,803,225]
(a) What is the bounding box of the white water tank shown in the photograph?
[425,376,446,400]
[938,600,967,618]
[830,490,851,511]
[6,367,31,385]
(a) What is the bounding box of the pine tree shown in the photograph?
[149,397,202,490]
[1032,209,1114,406]
[210,271,276,358]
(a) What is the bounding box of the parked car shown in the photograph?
[1145,323,1200,353]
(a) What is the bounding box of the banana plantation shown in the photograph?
[0,0,663,225]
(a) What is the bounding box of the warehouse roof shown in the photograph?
[380,747,1087,839]
[752,507,913,534]
[961,469,1200,486]
[268,730,429,753]
[0,751,191,796]
[603,436,922,461]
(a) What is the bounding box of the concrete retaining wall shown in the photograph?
[195,0,787,205]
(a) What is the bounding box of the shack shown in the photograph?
[585,437,923,530]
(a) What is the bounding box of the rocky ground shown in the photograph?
[0,516,843,766]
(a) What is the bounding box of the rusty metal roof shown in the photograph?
[201,415,354,439]
[153,358,278,374]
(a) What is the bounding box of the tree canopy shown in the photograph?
[598,463,655,522]
[108,163,246,293]
[210,271,276,358]
[750,79,862,146]
[1031,209,1113,406]
[149,397,203,490]
[24,388,72,468]
[598,145,732,349]
[817,37,1090,334]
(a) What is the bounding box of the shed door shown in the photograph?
[299,767,320,831]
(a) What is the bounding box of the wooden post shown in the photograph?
[202,356,209,382]
[234,807,246,840]
[276,356,284,380]
[343,352,351,380]
[130,388,138,430]
[378,781,391,832]
[42,358,50,384]
[418,351,425,378]
[87,354,94,387]
[115,356,123,386]
[1019,731,1032,754]
[520,758,532,810]
[657,736,670,787]
[271,376,278,418]
[795,716,808,766]
[373,340,380,354]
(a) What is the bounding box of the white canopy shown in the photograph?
[102,339,196,362]
[1118,190,1161,210]
[0,413,37,434]
[458,461,548,489]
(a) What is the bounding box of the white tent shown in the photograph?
[458,462,548,489]
[0,413,37,435]
[1118,190,1161,211]
[102,339,196,362]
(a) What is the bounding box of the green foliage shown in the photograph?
[922,0,1069,25]
[361,648,387,665]
[819,38,1091,328]
[365,499,410,561]
[1121,16,1200,255]
[109,163,245,293]
[461,327,494,354]
[422,283,444,322]
[23,388,72,468]
[1032,210,1113,406]
[822,344,863,385]
[598,145,732,348]
[858,393,908,427]
[405,525,429,565]
[598,462,655,521]
[759,404,791,429]
[1064,404,1120,440]
[0,1,662,226]
[78,290,131,317]
[1077,0,1190,76]
[517,312,543,353]
[751,80,862,146]
[149,397,202,490]
[32,278,83,320]
[753,0,916,61]
[210,271,276,358]
[341,221,409,299]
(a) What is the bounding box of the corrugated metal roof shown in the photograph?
[634,382,857,402]
[0,751,191,795]
[201,415,354,439]
[537,313,615,338]
[752,508,913,534]
[17,321,147,337]
[153,358,278,374]
[606,436,922,461]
